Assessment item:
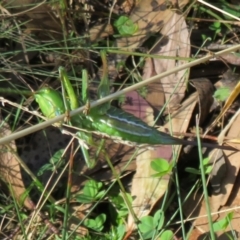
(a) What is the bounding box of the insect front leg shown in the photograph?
[81,69,91,115]
[59,66,79,110]
[59,67,102,168]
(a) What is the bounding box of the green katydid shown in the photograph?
[34,51,186,167]
[34,51,234,156]
[34,51,187,147]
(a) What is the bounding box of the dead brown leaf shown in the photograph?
[183,102,240,237]
[122,91,177,230]
[0,122,33,209]
[190,78,215,124]
[120,8,192,231]
[116,0,189,51]
[145,12,190,109]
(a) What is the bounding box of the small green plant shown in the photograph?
[114,16,138,36]
[138,209,174,239]
[76,179,106,203]
[185,157,212,175]
[74,180,107,232]
[109,193,132,221]
[106,224,126,240]
[159,230,174,240]
[138,209,164,239]
[213,212,234,232]
[84,213,106,232]
[116,225,126,240]
[209,22,222,40]
[150,158,174,177]
[37,149,65,176]
[213,87,231,102]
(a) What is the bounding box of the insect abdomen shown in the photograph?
[86,107,181,145]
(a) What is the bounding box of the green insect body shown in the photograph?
[85,107,182,145]
[35,87,182,146]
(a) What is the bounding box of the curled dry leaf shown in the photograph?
[123,9,192,231]
[189,78,215,125]
[144,12,190,109]
[216,113,240,207]
[0,122,33,209]
[123,91,176,230]
[209,149,227,195]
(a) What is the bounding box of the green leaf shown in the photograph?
[153,210,164,230]
[202,158,213,174]
[111,193,132,209]
[37,149,64,176]
[114,16,138,36]
[160,230,174,240]
[117,224,126,240]
[150,158,172,177]
[84,214,106,232]
[203,157,210,165]
[139,216,154,233]
[185,167,201,175]
[185,157,212,175]
[209,22,221,31]
[213,87,231,102]
[76,180,104,203]
[75,193,94,203]
[142,230,155,240]
[84,180,102,197]
[201,34,212,41]
[213,212,234,232]
[110,195,130,219]
[95,214,106,229]
[204,165,213,174]
[139,216,156,239]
